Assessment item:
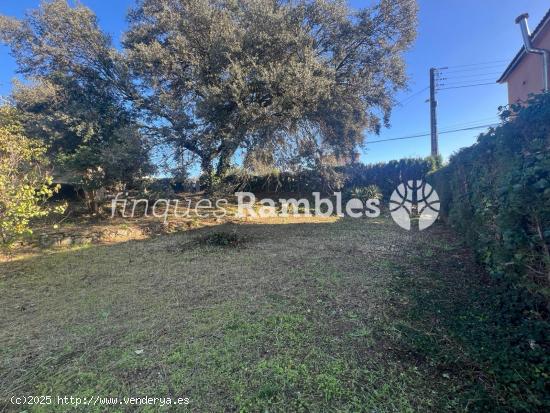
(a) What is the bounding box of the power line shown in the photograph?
[442,59,508,69]
[440,71,502,80]
[438,76,501,84]
[368,132,431,144]
[438,78,499,87]
[379,60,506,151]
[366,123,498,145]
[437,82,497,91]
[397,86,429,106]
[440,65,505,74]
[441,117,501,129]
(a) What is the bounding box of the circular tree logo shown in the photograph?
[389,180,440,231]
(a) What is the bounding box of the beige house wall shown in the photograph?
[506,24,550,103]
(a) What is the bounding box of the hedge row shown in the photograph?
[340,156,441,196]
[428,93,550,410]
[225,156,440,196]
[430,93,550,287]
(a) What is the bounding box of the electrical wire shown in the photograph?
[396,86,429,106]
[438,78,501,85]
[437,82,497,91]
[439,65,506,74]
[439,71,502,80]
[443,66,504,75]
[441,59,508,69]
[439,76,499,82]
[439,117,501,129]
[366,123,498,145]
[437,79,498,87]
[366,60,507,146]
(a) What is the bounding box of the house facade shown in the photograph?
[498,10,550,104]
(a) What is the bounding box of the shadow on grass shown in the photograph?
[383,226,550,412]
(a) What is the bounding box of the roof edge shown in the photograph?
[498,8,550,83]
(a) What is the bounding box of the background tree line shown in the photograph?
[0,0,417,204]
[220,156,441,196]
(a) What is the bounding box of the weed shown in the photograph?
[195,230,245,247]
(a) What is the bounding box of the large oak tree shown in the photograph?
[1,0,417,189]
[125,0,417,184]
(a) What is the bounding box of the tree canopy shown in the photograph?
[1,0,418,188]
[0,0,153,202]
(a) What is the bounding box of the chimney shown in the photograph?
[515,13,549,92]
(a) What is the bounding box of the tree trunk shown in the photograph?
[216,150,233,178]
[84,188,105,215]
[201,157,214,192]
[84,190,99,214]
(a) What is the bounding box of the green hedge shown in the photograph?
[226,156,440,196]
[429,93,550,411]
[430,93,550,286]
[340,156,441,197]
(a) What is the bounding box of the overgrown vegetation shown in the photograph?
[344,185,383,202]
[0,105,63,248]
[223,156,440,196]
[343,156,442,197]
[429,92,550,411]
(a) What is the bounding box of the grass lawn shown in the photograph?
[0,216,515,411]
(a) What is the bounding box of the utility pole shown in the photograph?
[429,68,438,157]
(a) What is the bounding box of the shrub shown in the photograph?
[223,156,440,196]
[341,156,441,197]
[138,177,176,200]
[0,106,63,248]
[196,230,244,247]
[430,93,550,286]
[345,185,382,202]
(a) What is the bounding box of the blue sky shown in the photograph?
[1,0,549,166]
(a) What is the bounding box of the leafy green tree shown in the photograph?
[0,1,153,210]
[1,0,417,191]
[124,0,417,186]
[0,105,62,247]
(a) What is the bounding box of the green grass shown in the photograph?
[0,217,544,411]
